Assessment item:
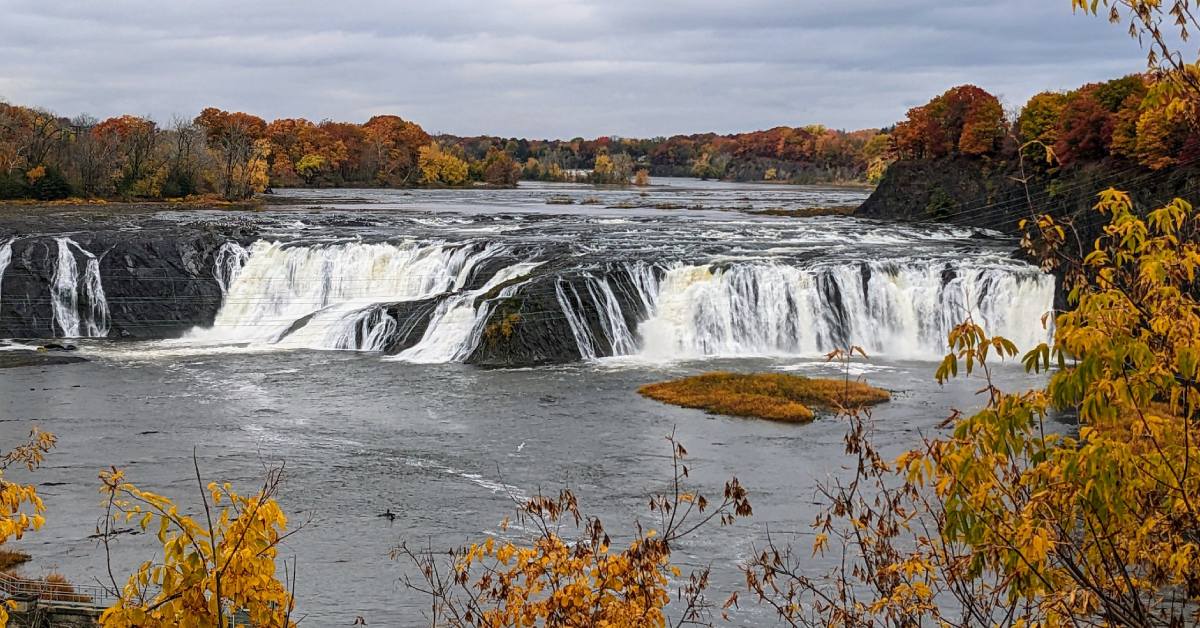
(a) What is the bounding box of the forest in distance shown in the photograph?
[1,69,1196,204]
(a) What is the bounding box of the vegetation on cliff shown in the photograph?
[638,372,890,423]
[859,69,1200,228]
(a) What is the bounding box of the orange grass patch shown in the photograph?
[638,372,890,423]
[0,548,30,572]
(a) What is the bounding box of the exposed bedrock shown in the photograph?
[0,224,253,339]
[0,216,1056,368]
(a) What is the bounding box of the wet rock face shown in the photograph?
[0,225,251,340]
[381,298,442,354]
[466,264,657,368]
[465,279,584,367]
[855,157,1026,230]
[857,156,1200,311]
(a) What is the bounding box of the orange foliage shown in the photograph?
[639,372,890,423]
[893,85,1005,158]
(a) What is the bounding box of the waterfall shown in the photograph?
[191,240,518,349]
[0,239,11,312]
[194,237,1054,363]
[213,242,249,295]
[394,261,542,363]
[555,262,660,359]
[635,260,1055,361]
[330,307,398,352]
[50,238,109,338]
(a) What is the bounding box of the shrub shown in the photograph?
[0,171,30,199]
[29,167,73,200]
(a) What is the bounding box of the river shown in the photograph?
[0,179,1056,625]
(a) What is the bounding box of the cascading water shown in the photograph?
[213,242,249,295]
[193,237,1055,363]
[0,239,11,311]
[555,262,660,359]
[394,261,542,363]
[50,238,109,338]
[189,239,519,350]
[635,260,1055,361]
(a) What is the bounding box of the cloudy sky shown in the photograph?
[0,0,1152,139]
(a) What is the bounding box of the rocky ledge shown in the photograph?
[0,206,257,339]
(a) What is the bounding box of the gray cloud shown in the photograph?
[0,0,1151,138]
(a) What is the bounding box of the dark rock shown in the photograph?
[0,217,255,339]
[857,156,1200,310]
[381,298,442,354]
[0,351,86,369]
[857,156,1200,234]
[467,263,660,367]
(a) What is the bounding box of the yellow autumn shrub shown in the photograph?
[98,464,295,628]
[397,436,751,627]
[0,428,55,628]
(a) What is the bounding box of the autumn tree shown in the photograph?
[0,429,57,627]
[479,148,520,186]
[98,462,296,628]
[195,108,268,200]
[67,115,117,197]
[93,115,161,197]
[1054,86,1117,165]
[893,85,1005,159]
[1017,91,1068,148]
[162,116,206,197]
[362,115,429,186]
[418,142,469,186]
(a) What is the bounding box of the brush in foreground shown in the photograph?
[638,372,890,423]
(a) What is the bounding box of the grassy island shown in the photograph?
[638,372,890,423]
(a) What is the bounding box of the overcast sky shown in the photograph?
[0,0,1153,139]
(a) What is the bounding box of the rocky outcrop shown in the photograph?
[0,218,254,339]
[0,349,87,369]
[857,156,1200,233]
[381,298,442,354]
[465,263,658,367]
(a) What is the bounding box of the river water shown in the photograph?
[0,179,1056,625]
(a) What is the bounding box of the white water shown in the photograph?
[0,239,11,312]
[213,242,250,295]
[635,261,1055,361]
[555,262,659,359]
[394,262,542,363]
[188,238,1054,363]
[187,240,517,350]
[50,238,109,338]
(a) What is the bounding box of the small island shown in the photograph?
[638,372,890,423]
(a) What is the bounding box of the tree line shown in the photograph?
[889,73,1199,174]
[0,104,521,201]
[2,71,1195,204]
[441,125,890,186]
[0,100,895,201]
